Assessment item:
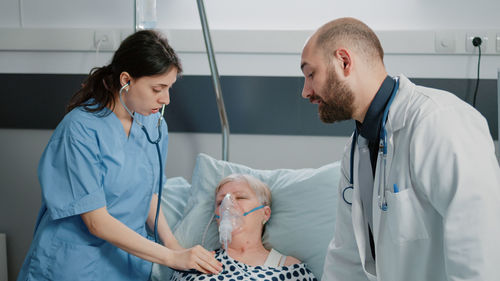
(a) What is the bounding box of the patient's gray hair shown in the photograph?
[215,174,272,207]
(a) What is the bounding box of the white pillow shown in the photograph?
[160,176,191,230]
[172,153,340,279]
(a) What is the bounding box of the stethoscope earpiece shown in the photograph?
[119,82,129,95]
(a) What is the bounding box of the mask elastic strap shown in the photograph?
[214,205,265,219]
[243,205,265,216]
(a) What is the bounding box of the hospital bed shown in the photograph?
[151,153,341,280]
[149,3,340,279]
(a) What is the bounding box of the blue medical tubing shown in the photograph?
[377,78,399,211]
[214,205,266,219]
[243,205,265,216]
[380,79,399,155]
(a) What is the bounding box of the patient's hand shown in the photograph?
[169,245,223,274]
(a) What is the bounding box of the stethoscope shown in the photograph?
[342,77,399,211]
[119,82,165,243]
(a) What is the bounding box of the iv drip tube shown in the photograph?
[196,0,230,161]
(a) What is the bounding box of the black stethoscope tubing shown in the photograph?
[142,126,163,244]
[119,82,164,243]
[342,130,357,205]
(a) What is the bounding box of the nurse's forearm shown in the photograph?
[81,207,174,265]
[146,194,183,250]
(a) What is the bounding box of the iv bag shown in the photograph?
[136,0,157,30]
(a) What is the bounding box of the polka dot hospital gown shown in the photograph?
[170,248,317,281]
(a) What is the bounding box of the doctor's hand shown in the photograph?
[168,245,223,274]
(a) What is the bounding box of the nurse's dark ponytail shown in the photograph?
[66,30,182,114]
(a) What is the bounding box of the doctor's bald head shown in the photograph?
[300,17,389,124]
[313,17,384,67]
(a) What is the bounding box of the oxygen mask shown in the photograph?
[217,193,243,249]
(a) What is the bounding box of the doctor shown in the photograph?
[18,30,222,281]
[300,17,500,281]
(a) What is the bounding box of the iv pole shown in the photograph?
[196,0,230,161]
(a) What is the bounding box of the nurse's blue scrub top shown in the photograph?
[17,105,168,281]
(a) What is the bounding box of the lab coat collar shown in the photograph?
[385,74,414,133]
[357,75,396,142]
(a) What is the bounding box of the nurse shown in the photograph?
[17,30,222,281]
[300,17,500,281]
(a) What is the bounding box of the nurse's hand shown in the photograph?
[168,245,223,274]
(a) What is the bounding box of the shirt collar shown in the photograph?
[356,76,396,142]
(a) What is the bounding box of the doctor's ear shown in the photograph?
[334,48,352,76]
[119,72,132,87]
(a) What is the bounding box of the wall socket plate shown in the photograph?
[94,30,116,50]
[465,33,488,52]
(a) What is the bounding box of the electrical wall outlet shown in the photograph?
[465,33,488,53]
[94,30,116,50]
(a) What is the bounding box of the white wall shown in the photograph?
[2,0,499,30]
[166,133,348,180]
[1,0,500,78]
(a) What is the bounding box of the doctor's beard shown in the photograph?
[317,68,355,123]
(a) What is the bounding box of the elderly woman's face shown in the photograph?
[215,181,266,231]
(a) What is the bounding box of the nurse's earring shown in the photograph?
[262,220,267,225]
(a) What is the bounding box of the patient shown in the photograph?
[171,174,317,281]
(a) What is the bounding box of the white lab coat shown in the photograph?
[322,75,500,281]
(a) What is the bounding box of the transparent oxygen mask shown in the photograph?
[218,193,243,249]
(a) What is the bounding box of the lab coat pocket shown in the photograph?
[47,240,100,280]
[385,187,429,244]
